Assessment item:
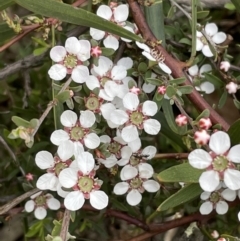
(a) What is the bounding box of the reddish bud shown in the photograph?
[157,86,166,95]
[130,86,141,95]
[226,82,238,94]
[25,173,34,181]
[220,61,230,72]
[199,118,212,130]
[194,130,210,145]
[91,46,102,58]
[211,230,219,239]
[175,114,188,126]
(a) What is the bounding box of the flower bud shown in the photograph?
[157,86,166,95]
[175,114,188,126]
[90,46,102,58]
[194,130,210,145]
[211,230,219,239]
[130,86,141,95]
[199,118,212,130]
[226,82,238,94]
[220,61,230,72]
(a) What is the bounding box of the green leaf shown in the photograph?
[138,62,148,73]
[178,85,193,94]
[25,220,44,237]
[196,11,209,19]
[204,73,223,88]
[218,89,228,109]
[30,118,39,128]
[179,38,191,45]
[101,47,115,56]
[33,47,49,56]
[0,0,13,10]
[228,119,240,145]
[12,116,30,127]
[231,0,240,12]
[157,183,202,211]
[166,86,177,98]
[169,77,186,85]
[145,78,162,86]
[14,0,141,41]
[224,3,236,10]
[233,99,240,109]
[196,109,210,121]
[220,234,239,241]
[0,23,16,44]
[158,163,203,183]
[55,90,71,103]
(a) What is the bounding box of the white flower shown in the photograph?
[110,93,161,142]
[188,131,240,192]
[196,23,227,57]
[86,56,132,101]
[220,61,230,72]
[188,64,214,94]
[136,41,172,74]
[114,162,160,206]
[25,192,60,220]
[50,110,100,150]
[48,37,91,83]
[199,183,236,215]
[90,4,129,50]
[59,152,108,211]
[226,82,238,94]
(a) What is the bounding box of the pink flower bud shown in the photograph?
[199,118,212,130]
[194,130,210,145]
[220,61,230,72]
[226,82,238,94]
[25,173,34,181]
[130,86,141,95]
[217,238,226,241]
[69,90,74,97]
[90,46,102,58]
[175,114,188,126]
[211,230,219,239]
[157,86,166,95]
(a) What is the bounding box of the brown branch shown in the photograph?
[60,209,71,241]
[127,0,230,131]
[154,153,189,159]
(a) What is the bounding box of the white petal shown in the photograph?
[188,65,199,76]
[212,32,227,44]
[142,51,156,61]
[72,65,89,84]
[121,125,139,142]
[73,142,84,157]
[205,23,218,36]
[158,63,172,74]
[120,165,138,180]
[117,158,129,166]
[57,184,69,198]
[100,155,117,168]
[34,207,47,220]
[47,197,60,210]
[114,5,129,22]
[200,191,211,200]
[59,168,78,188]
[99,89,114,101]
[142,146,157,159]
[188,149,212,169]
[199,64,212,75]
[90,28,105,40]
[64,191,85,211]
[104,81,118,98]
[113,182,129,195]
[57,140,74,160]
[117,57,133,69]
[25,200,35,212]
[224,169,240,190]
[50,46,66,62]
[143,119,161,135]
[80,110,96,128]
[110,110,128,125]
[199,201,213,215]
[86,75,100,90]
[221,188,236,201]
[103,35,119,50]
[142,101,157,116]
[227,145,240,163]
[77,152,95,174]
[121,146,132,159]
[216,201,228,215]
[94,56,112,77]
[123,93,139,111]
[100,135,111,143]
[126,189,142,206]
[202,45,213,57]
[77,40,91,61]
[143,180,160,192]
[97,5,112,20]
[199,170,220,192]
[142,83,156,93]
[111,65,127,81]
[61,110,77,127]
[65,37,81,55]
[209,131,230,155]
[90,190,108,210]
[128,138,141,152]
[36,173,57,190]
[138,163,154,178]
[136,41,150,52]
[200,82,215,94]
[48,64,67,81]
[100,103,116,120]
[35,151,54,169]
[84,133,100,149]
[196,39,204,51]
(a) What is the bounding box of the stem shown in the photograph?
[169,0,192,20]
[60,209,71,241]
[153,153,189,159]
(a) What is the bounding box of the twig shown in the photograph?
[169,0,192,20]
[153,153,189,159]
[0,188,39,215]
[113,41,126,64]
[60,209,71,241]
[22,70,31,108]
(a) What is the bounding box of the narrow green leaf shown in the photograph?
[224,3,236,10]
[14,0,141,41]
[146,78,162,86]
[220,234,239,241]
[233,99,240,109]
[33,47,48,56]
[178,85,193,94]
[169,77,186,85]
[231,0,240,12]
[157,183,202,211]
[0,23,15,44]
[204,73,224,88]
[179,38,192,45]
[158,163,203,183]
[0,0,13,10]
[55,90,71,103]
[196,11,209,19]
[101,47,115,57]
[228,119,240,145]
[218,89,228,109]
[196,109,210,121]
[12,116,30,127]
[166,86,177,98]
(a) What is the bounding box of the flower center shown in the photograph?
[100,77,111,86]
[64,54,78,69]
[55,162,67,176]
[130,111,143,126]
[78,176,94,193]
[209,191,221,204]
[70,126,85,141]
[212,155,229,172]
[129,155,141,166]
[130,177,142,189]
[35,196,46,206]
[200,36,208,45]
[85,96,100,111]
[108,142,121,154]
